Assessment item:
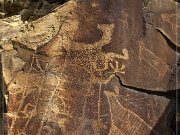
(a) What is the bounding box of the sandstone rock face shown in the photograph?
[0,0,178,135]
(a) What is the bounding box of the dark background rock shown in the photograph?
[0,0,69,20]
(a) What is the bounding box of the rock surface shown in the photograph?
[0,0,179,134]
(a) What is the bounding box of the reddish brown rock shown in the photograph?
[0,0,178,134]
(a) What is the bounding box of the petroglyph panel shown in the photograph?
[2,3,130,135]
[0,0,177,135]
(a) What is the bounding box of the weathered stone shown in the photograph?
[0,15,23,40]
[0,0,178,134]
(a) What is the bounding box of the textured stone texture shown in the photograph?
[0,0,178,135]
